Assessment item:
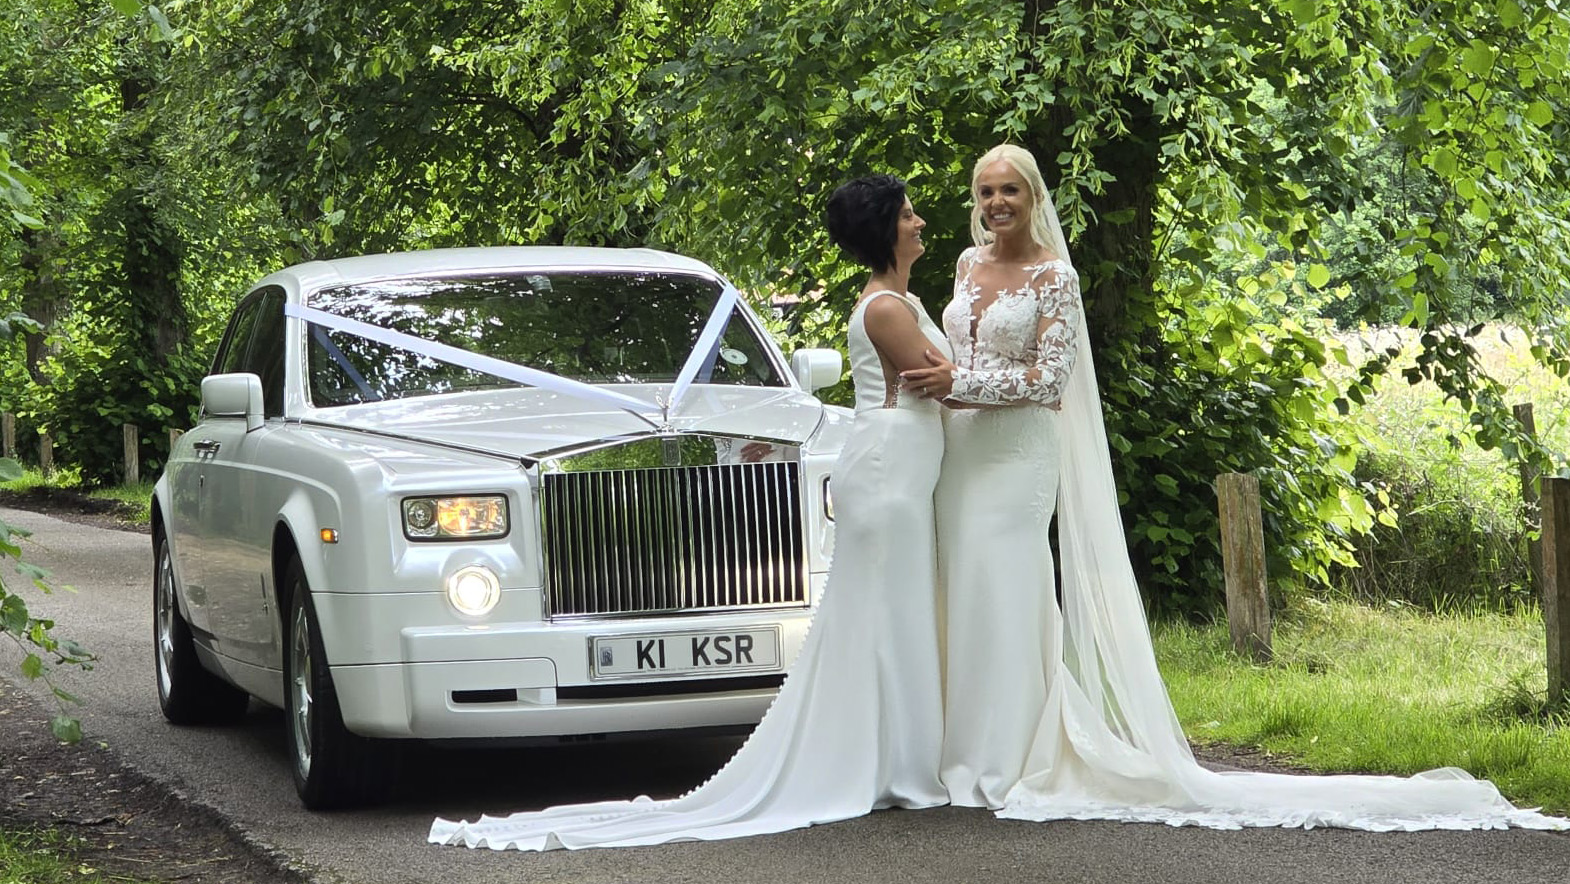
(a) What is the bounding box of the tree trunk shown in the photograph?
[119,63,187,362]
[1023,98,1168,592]
[17,228,63,385]
[1023,101,1163,357]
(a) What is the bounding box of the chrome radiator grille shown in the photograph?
[539,462,808,618]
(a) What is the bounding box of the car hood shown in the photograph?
[302,385,829,462]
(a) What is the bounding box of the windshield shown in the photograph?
[304,271,785,407]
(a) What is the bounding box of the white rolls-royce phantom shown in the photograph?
[151,246,847,808]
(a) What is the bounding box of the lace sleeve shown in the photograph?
[949,265,1082,408]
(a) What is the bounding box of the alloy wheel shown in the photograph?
[154,542,176,700]
[289,600,314,778]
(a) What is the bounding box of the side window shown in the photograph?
[214,294,263,376]
[243,287,287,418]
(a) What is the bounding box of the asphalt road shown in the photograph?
[3,504,1569,884]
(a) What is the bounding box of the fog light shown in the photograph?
[445,565,501,617]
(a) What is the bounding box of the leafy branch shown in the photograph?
[0,317,93,741]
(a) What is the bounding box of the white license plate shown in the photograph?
[590,626,781,680]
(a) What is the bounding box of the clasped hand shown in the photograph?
[900,350,958,400]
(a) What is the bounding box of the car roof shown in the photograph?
[254,246,722,297]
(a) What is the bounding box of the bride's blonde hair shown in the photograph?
[969,144,1057,255]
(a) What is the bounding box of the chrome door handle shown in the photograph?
[192,440,221,454]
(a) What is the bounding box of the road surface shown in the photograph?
[2,505,1567,884]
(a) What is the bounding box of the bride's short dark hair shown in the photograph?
[826,174,906,274]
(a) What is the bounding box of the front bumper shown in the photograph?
[314,587,819,740]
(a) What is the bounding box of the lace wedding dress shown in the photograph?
[429,290,952,850]
[935,244,1567,830]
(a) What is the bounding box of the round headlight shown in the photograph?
[445,565,500,617]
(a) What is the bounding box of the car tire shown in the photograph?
[154,531,251,725]
[282,554,397,809]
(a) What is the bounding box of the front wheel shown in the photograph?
[154,532,249,725]
[282,555,396,809]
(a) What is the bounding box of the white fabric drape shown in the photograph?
[993,188,1567,830]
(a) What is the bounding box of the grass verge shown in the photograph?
[0,827,159,884]
[1156,598,1570,815]
[81,481,154,525]
[0,468,152,527]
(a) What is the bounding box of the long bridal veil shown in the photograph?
[1005,187,1566,830]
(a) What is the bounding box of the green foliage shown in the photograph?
[1,308,41,339]
[1107,270,1377,612]
[17,328,207,485]
[760,299,856,409]
[0,133,43,229]
[1336,448,1531,612]
[150,0,1570,613]
[0,301,92,743]
[2,0,1566,615]
[1325,326,1565,612]
[0,458,93,744]
[1,0,262,487]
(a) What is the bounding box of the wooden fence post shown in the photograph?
[1515,403,1543,597]
[123,423,140,485]
[1539,477,1570,707]
[1,412,13,460]
[1217,472,1272,663]
[38,433,53,477]
[168,427,183,453]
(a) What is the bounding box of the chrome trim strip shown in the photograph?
[293,419,528,465]
[537,431,804,471]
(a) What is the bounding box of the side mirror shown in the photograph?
[201,373,265,433]
[790,349,844,393]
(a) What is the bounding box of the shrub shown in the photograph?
[17,330,206,486]
[1332,449,1532,611]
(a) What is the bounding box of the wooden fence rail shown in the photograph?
[1515,402,1544,598]
[1216,471,1272,663]
[1,412,173,484]
[1540,477,1570,708]
[123,424,139,485]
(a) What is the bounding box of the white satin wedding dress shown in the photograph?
[429,289,953,850]
[935,244,1566,830]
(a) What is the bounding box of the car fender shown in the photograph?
[148,475,200,625]
[272,484,340,597]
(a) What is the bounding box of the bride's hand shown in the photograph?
[900,350,956,400]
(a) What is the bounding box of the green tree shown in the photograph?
[0,175,90,742]
[151,0,1570,611]
[1,1,256,483]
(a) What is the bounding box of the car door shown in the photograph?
[201,287,289,665]
[172,295,264,636]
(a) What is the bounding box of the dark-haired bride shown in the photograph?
[430,173,956,849]
[899,143,1566,830]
